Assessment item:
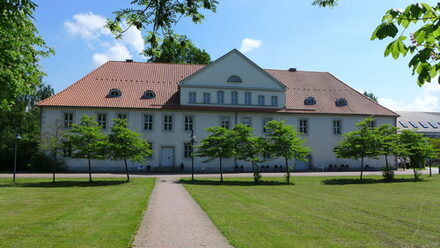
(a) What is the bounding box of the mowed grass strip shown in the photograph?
[182,175,440,248]
[0,177,155,248]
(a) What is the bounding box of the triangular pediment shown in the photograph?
[180,49,286,91]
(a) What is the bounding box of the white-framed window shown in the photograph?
[231,91,238,104]
[63,141,72,157]
[184,142,193,158]
[189,92,197,103]
[97,114,107,129]
[144,114,153,130]
[299,119,308,134]
[217,91,224,104]
[184,116,193,131]
[258,95,265,105]
[271,96,278,106]
[203,92,211,103]
[117,114,127,120]
[64,113,73,128]
[245,92,252,105]
[333,120,341,134]
[262,118,272,133]
[163,115,173,131]
[368,120,376,128]
[220,117,230,129]
[242,117,251,127]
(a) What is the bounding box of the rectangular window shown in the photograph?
[428,122,438,128]
[399,121,409,128]
[419,122,428,128]
[184,116,193,131]
[262,151,271,159]
[333,120,341,134]
[63,142,72,157]
[231,91,238,104]
[220,117,230,129]
[189,92,197,103]
[368,120,377,128]
[245,92,252,105]
[64,113,73,128]
[262,118,272,133]
[117,114,127,120]
[184,142,193,158]
[258,95,265,105]
[242,117,251,127]
[97,114,107,129]
[217,91,224,104]
[147,142,153,158]
[271,96,278,106]
[163,115,173,131]
[144,115,153,130]
[299,119,308,134]
[203,92,211,103]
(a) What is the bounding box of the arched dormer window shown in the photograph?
[227,75,242,83]
[107,89,122,98]
[304,97,316,105]
[141,90,156,99]
[335,98,348,106]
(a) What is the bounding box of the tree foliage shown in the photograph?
[264,120,310,184]
[67,115,107,182]
[363,91,378,102]
[196,126,234,182]
[40,119,67,182]
[107,119,152,181]
[0,0,53,109]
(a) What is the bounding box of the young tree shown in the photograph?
[107,119,152,182]
[196,126,235,182]
[334,118,381,180]
[67,115,107,182]
[363,91,378,102]
[232,124,265,183]
[40,119,66,183]
[264,120,310,184]
[376,124,399,170]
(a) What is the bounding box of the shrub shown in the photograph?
[253,165,262,183]
[30,152,66,172]
[380,166,394,181]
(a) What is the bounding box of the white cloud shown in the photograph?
[379,82,440,111]
[93,43,132,66]
[64,12,110,40]
[121,25,144,53]
[240,38,262,53]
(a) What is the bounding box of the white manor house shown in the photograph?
[37,49,398,172]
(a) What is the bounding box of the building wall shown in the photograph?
[41,107,396,172]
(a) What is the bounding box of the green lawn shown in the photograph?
[182,175,440,248]
[0,177,155,248]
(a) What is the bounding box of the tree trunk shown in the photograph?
[360,156,364,181]
[87,154,92,182]
[428,159,432,177]
[52,153,57,183]
[285,157,290,184]
[124,158,130,182]
[385,154,389,170]
[251,161,256,183]
[219,157,223,183]
[413,167,417,180]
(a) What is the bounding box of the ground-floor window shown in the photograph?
[184,142,193,158]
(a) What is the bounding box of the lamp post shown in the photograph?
[13,132,21,183]
[190,129,196,181]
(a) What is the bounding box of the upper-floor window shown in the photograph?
[299,119,308,134]
[203,92,211,103]
[262,118,272,133]
[144,114,153,130]
[107,89,122,98]
[227,75,242,83]
[245,92,252,105]
[217,91,224,104]
[258,95,265,105]
[335,98,348,106]
[64,113,73,128]
[141,90,156,99]
[97,114,107,129]
[368,120,376,128]
[163,115,173,131]
[271,96,278,106]
[117,114,128,127]
[304,97,316,105]
[220,117,230,129]
[333,120,341,134]
[231,91,238,104]
[189,92,197,103]
[184,116,193,131]
[242,117,251,127]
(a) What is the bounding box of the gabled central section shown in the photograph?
[179,49,286,108]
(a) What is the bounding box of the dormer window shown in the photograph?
[227,75,242,83]
[141,90,156,99]
[335,98,348,106]
[304,97,316,105]
[107,89,122,98]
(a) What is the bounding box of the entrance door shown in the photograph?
[161,147,174,167]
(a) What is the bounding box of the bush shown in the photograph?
[381,166,394,181]
[29,152,66,172]
[253,165,262,183]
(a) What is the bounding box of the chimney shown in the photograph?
[288,68,297,72]
[126,59,134,62]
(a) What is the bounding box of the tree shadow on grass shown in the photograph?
[179,179,290,186]
[322,178,424,185]
[0,180,128,188]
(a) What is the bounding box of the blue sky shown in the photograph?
[34,0,439,111]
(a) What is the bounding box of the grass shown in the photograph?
[0,177,155,248]
[182,175,440,248]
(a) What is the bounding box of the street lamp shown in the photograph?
[190,129,196,181]
[13,132,21,183]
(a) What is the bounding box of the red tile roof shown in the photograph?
[37,61,398,117]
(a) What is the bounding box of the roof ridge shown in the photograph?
[107,60,208,66]
[264,68,328,73]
